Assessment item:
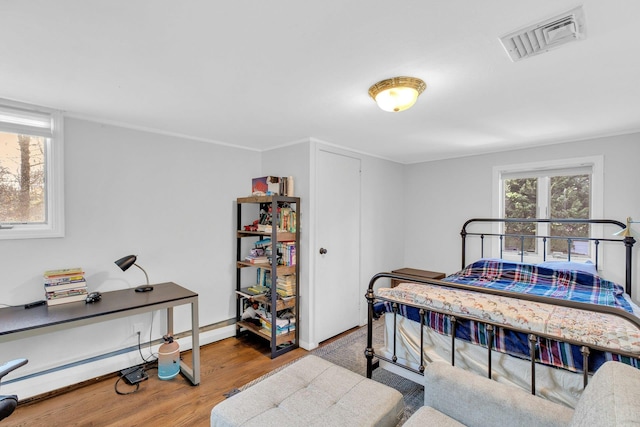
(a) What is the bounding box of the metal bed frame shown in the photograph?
[365,218,639,395]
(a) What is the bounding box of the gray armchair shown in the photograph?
[405,361,640,427]
[0,358,28,421]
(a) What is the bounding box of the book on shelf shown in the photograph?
[244,255,269,264]
[255,307,296,334]
[259,317,296,334]
[256,268,270,287]
[249,248,265,257]
[276,274,296,296]
[238,286,269,297]
[275,242,296,266]
[256,224,272,233]
[276,288,295,298]
[244,241,273,264]
[278,207,297,233]
[254,238,271,248]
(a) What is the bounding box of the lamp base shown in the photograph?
[134,285,154,292]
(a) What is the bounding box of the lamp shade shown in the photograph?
[115,255,137,272]
[368,76,426,112]
[115,254,152,291]
[613,217,639,239]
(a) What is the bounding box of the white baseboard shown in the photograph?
[10,325,236,400]
[298,339,315,350]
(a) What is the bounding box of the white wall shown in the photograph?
[261,140,405,347]
[403,133,640,300]
[1,117,260,398]
[358,151,405,323]
[260,141,312,347]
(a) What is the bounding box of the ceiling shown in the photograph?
[1,1,639,164]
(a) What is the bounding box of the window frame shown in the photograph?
[492,156,603,264]
[0,99,64,240]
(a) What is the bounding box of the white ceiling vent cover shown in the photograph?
[499,6,586,62]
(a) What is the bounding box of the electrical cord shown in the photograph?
[137,311,158,363]
[137,330,158,364]
[114,373,140,395]
[114,316,158,395]
[114,360,158,395]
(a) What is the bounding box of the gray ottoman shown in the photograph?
[210,355,404,427]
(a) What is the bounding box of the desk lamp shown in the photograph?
[613,217,639,239]
[115,255,153,292]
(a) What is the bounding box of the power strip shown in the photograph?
[121,366,149,385]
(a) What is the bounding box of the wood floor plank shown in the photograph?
[5,335,308,427]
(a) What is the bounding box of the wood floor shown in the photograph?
[5,334,311,427]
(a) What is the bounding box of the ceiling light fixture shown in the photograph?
[368,76,426,112]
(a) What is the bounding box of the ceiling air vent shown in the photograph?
[499,6,586,62]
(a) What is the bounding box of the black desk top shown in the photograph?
[0,282,197,336]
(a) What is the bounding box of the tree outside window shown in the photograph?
[0,132,46,224]
[0,98,63,240]
[503,173,591,258]
[549,175,590,255]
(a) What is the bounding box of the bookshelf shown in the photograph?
[235,195,300,358]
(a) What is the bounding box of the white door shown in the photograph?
[315,149,361,343]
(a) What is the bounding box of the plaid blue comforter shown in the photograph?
[445,259,633,313]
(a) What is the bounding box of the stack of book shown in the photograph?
[259,311,296,335]
[276,242,296,266]
[245,247,268,264]
[278,207,296,232]
[43,268,88,306]
[276,274,296,297]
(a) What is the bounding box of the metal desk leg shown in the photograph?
[167,307,174,335]
[177,299,200,386]
[191,299,200,385]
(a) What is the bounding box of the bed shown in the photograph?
[365,218,640,408]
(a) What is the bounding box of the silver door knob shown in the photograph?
[319,248,327,255]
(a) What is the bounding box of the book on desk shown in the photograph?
[43,268,88,306]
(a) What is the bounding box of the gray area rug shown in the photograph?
[236,318,423,425]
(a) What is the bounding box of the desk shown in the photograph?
[0,282,200,385]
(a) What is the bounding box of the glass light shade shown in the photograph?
[374,87,420,112]
[368,76,426,112]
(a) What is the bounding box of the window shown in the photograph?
[0,99,64,239]
[493,156,603,261]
